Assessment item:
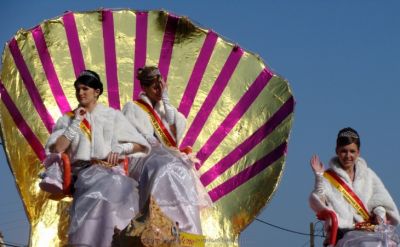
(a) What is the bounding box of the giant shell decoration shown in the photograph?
[0,9,294,247]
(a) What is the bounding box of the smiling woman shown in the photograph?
[309,127,400,246]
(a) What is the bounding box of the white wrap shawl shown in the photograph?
[45,103,150,162]
[309,157,400,229]
[122,93,187,146]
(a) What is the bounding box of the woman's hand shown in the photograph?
[74,106,86,121]
[310,154,325,174]
[375,215,387,225]
[373,206,387,225]
[107,152,120,165]
[160,77,167,91]
[60,106,86,148]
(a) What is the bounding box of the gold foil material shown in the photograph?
[113,10,136,104]
[168,26,206,108]
[145,11,165,71]
[185,37,231,126]
[41,17,79,114]
[192,51,265,153]
[0,9,294,247]
[200,75,293,174]
[75,11,109,105]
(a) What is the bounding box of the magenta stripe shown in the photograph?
[180,47,244,148]
[178,31,218,117]
[133,11,148,99]
[63,11,85,77]
[8,38,54,133]
[32,26,71,114]
[200,96,295,185]
[0,81,46,161]
[158,14,178,82]
[196,69,273,164]
[102,10,120,109]
[208,142,287,202]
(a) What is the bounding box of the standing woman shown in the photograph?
[122,66,211,235]
[40,70,149,247]
[309,127,400,246]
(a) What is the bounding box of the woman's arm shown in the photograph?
[52,135,72,153]
[161,83,182,141]
[310,155,326,195]
[45,110,79,154]
[122,102,160,146]
[108,142,148,164]
[309,155,329,212]
[51,107,86,153]
[113,109,151,153]
[369,169,400,225]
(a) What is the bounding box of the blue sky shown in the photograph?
[1,1,400,246]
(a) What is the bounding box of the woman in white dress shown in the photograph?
[40,70,149,247]
[309,127,400,246]
[122,66,211,235]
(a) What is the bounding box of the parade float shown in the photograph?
[0,9,294,246]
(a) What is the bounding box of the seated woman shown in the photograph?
[122,66,211,235]
[309,127,400,246]
[39,70,149,247]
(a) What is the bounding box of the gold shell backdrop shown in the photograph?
[0,9,294,247]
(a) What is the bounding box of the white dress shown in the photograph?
[122,94,211,234]
[44,103,149,247]
[309,157,400,246]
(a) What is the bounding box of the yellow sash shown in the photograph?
[324,170,370,221]
[134,100,177,148]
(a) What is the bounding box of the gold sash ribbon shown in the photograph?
[324,170,371,221]
[134,100,192,154]
[134,99,177,147]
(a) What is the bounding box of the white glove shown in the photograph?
[162,89,175,125]
[144,134,160,147]
[373,206,387,224]
[112,143,134,155]
[63,118,81,141]
[314,172,325,196]
[63,107,86,141]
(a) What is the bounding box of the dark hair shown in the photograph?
[74,70,103,95]
[336,127,360,149]
[137,66,161,87]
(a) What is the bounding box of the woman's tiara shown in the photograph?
[338,131,359,139]
[79,70,98,80]
[138,67,161,80]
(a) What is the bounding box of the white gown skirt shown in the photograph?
[68,164,139,247]
[336,227,400,247]
[130,146,211,235]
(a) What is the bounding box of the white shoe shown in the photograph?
[39,176,63,194]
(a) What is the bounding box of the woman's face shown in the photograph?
[336,143,360,170]
[142,78,163,104]
[75,83,100,107]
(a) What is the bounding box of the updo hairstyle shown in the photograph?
[336,127,361,149]
[137,66,161,87]
[74,70,103,96]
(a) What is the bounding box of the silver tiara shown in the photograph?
[147,68,161,78]
[139,67,161,80]
[79,70,97,80]
[339,131,359,139]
